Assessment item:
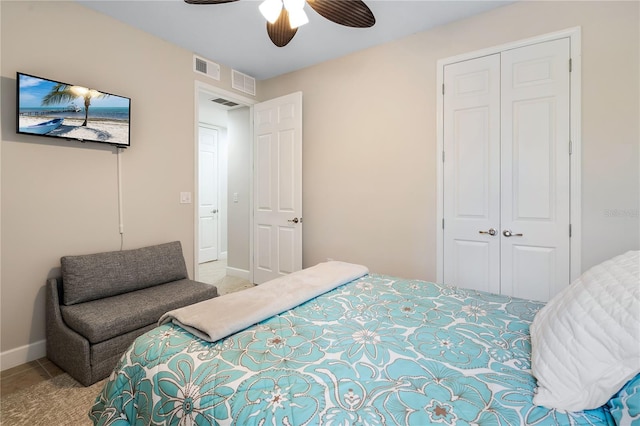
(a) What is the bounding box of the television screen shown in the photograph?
[16,72,131,147]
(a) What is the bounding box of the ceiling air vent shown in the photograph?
[194,55,220,81]
[211,97,239,108]
[232,69,256,96]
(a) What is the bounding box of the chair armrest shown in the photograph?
[45,277,93,385]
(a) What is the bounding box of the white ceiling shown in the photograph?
[77,0,514,80]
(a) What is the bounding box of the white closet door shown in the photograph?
[198,127,219,263]
[500,38,571,301]
[443,38,571,302]
[443,54,501,294]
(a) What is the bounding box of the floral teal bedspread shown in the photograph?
[90,274,614,425]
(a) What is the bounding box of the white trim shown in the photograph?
[439,27,582,66]
[0,339,46,371]
[569,30,582,280]
[226,266,250,280]
[248,114,255,284]
[197,122,222,131]
[194,81,256,284]
[436,26,582,284]
[195,81,256,106]
[436,53,445,284]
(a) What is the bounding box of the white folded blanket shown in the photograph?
[158,261,369,342]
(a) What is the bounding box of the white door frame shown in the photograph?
[436,27,582,284]
[193,80,256,282]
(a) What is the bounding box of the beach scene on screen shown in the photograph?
[18,74,130,146]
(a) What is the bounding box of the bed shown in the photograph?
[90,255,639,425]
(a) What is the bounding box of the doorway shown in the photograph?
[194,82,255,284]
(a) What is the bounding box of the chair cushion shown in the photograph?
[61,241,189,305]
[60,279,218,344]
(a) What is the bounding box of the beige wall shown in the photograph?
[261,1,639,278]
[0,1,255,367]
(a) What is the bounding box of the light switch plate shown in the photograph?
[180,192,192,204]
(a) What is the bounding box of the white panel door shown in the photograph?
[443,54,501,294]
[500,38,571,301]
[198,127,219,263]
[253,92,302,284]
[443,38,571,302]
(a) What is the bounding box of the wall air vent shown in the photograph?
[193,55,220,81]
[232,69,256,96]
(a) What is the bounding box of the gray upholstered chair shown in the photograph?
[46,241,218,386]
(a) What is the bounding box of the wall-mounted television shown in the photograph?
[16,72,131,148]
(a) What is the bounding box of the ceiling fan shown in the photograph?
[184,0,376,47]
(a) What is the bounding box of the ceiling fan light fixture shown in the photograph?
[283,0,305,11]
[259,0,282,24]
[288,8,309,29]
[283,0,307,29]
[184,0,376,47]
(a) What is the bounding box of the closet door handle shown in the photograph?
[479,228,497,236]
[503,229,523,237]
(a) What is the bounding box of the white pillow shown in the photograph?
[530,250,640,412]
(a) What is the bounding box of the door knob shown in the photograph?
[288,217,300,224]
[211,209,218,214]
[503,229,523,237]
[479,228,497,236]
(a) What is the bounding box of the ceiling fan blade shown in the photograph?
[267,9,298,47]
[307,0,375,28]
[184,0,239,4]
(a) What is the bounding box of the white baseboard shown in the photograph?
[0,339,46,371]
[226,266,249,280]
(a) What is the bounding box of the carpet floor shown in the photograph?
[0,373,105,425]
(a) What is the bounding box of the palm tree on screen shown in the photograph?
[41,84,108,126]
